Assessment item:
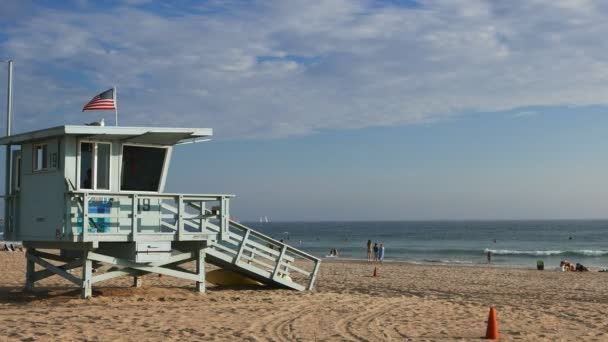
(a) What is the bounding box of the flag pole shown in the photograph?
[114,86,118,126]
[4,60,14,236]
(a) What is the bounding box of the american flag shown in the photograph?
[82,88,116,111]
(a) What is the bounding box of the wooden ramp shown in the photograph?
[203,219,321,291]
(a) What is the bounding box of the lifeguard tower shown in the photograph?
[1,124,320,298]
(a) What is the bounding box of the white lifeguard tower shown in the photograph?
[0,124,320,298]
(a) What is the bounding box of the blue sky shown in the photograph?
[1,0,608,220]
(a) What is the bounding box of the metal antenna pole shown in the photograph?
[114,86,118,126]
[4,60,13,233]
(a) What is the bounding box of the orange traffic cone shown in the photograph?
[373,266,378,277]
[485,306,499,340]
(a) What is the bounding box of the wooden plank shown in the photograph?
[68,190,233,200]
[241,237,281,258]
[31,250,76,263]
[161,251,196,265]
[160,221,177,231]
[86,213,131,219]
[241,246,278,264]
[274,276,305,291]
[183,218,205,232]
[23,241,93,250]
[245,239,291,261]
[239,253,275,271]
[210,243,237,256]
[205,248,235,263]
[160,202,178,214]
[233,261,272,278]
[31,259,84,282]
[91,268,142,284]
[284,263,311,277]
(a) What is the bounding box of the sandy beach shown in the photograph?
[0,252,606,341]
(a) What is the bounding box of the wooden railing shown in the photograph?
[205,216,321,291]
[66,191,233,242]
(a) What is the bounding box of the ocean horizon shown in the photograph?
[244,219,608,269]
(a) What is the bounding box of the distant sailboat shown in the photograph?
[264,216,269,223]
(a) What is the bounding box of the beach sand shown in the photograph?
[0,252,606,341]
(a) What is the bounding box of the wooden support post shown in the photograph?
[133,276,142,288]
[272,245,287,280]
[235,229,251,264]
[83,193,89,241]
[199,201,207,234]
[177,195,184,241]
[25,249,35,291]
[131,194,138,241]
[196,248,205,293]
[220,196,229,241]
[81,250,92,299]
[307,260,321,290]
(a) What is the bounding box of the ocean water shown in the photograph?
[246,220,608,269]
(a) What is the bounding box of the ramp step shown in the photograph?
[203,219,320,291]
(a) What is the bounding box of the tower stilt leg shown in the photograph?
[25,249,35,291]
[81,250,92,299]
[196,248,205,293]
[133,276,142,288]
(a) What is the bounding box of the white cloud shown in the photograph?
[2,0,608,138]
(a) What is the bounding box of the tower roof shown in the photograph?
[0,125,213,145]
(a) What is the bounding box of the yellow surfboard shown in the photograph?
[206,269,265,286]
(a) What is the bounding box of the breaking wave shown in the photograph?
[484,248,608,257]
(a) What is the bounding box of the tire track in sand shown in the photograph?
[272,308,315,342]
[247,306,315,342]
[335,299,399,341]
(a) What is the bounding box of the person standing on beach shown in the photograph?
[367,240,372,262]
[373,242,379,262]
[487,250,492,264]
[379,243,385,263]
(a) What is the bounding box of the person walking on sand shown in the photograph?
[379,243,385,264]
[373,242,379,262]
[367,240,372,262]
